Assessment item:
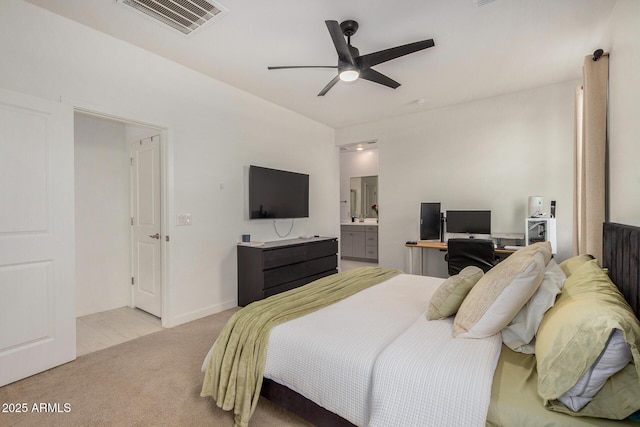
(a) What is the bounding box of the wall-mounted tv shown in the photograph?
[249,165,309,219]
[446,210,491,235]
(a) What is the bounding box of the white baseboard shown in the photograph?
[162,299,237,328]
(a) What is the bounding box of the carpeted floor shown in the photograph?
[0,308,312,427]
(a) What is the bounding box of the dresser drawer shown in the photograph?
[263,246,307,269]
[263,240,338,270]
[306,240,339,260]
[263,270,337,298]
[264,255,337,289]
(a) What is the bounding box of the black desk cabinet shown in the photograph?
[237,237,338,306]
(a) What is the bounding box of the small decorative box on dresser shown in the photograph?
[237,237,338,306]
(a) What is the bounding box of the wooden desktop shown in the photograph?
[405,240,517,275]
[405,240,516,255]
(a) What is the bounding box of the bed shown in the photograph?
[202,222,640,427]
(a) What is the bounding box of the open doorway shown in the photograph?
[339,143,379,271]
[74,112,165,356]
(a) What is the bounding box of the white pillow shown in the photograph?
[502,259,565,353]
[454,251,546,338]
[558,329,632,412]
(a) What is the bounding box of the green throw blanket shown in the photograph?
[201,266,401,427]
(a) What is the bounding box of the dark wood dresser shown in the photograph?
[237,237,338,306]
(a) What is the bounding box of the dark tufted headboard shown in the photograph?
[602,222,640,318]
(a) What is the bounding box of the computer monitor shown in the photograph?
[445,210,491,235]
[420,202,441,240]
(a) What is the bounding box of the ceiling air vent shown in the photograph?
[473,0,497,6]
[119,0,227,36]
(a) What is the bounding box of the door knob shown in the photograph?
[149,233,160,239]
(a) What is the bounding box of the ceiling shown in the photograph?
[24,0,616,129]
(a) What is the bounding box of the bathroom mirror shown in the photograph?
[349,176,378,219]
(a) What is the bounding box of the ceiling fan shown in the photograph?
[268,20,435,96]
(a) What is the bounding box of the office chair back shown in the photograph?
[446,238,495,276]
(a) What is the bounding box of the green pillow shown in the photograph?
[535,259,640,419]
[426,266,483,320]
[558,254,595,277]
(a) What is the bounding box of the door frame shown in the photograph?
[68,99,173,327]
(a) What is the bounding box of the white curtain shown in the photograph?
[573,53,608,260]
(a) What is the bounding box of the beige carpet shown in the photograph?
[0,308,312,427]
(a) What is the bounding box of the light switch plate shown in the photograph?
[177,213,192,226]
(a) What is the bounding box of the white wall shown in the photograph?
[606,0,640,226]
[74,114,130,317]
[0,1,338,327]
[337,81,576,273]
[340,149,379,221]
[4,0,636,325]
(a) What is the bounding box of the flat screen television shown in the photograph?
[420,202,441,240]
[249,165,309,219]
[446,210,491,235]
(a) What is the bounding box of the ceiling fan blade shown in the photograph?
[325,20,355,65]
[318,75,340,96]
[359,68,401,89]
[268,66,337,70]
[358,39,435,69]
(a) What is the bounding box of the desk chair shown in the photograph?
[445,238,496,276]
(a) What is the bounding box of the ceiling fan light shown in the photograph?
[339,69,360,82]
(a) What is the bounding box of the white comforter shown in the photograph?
[369,316,502,427]
[263,273,503,427]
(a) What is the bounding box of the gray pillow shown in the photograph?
[501,259,565,353]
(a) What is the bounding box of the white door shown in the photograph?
[130,136,162,317]
[0,89,75,386]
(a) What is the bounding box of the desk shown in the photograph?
[405,241,516,275]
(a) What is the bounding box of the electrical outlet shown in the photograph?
[177,213,192,226]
